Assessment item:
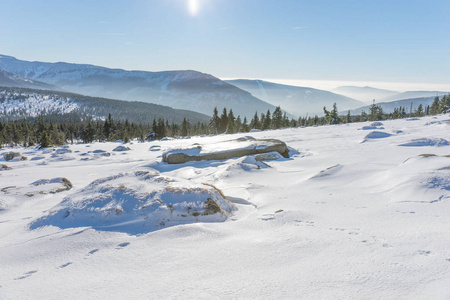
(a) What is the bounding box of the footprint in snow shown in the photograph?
[329,227,360,235]
[14,270,38,280]
[58,262,72,269]
[88,249,99,255]
[418,250,431,256]
[260,214,275,221]
[294,220,315,227]
[116,242,130,249]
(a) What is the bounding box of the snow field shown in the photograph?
[0,115,450,299]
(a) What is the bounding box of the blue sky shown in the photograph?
[1,0,449,90]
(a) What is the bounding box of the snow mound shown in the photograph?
[399,138,449,147]
[149,145,161,151]
[310,164,343,179]
[364,131,392,139]
[55,148,72,155]
[30,171,236,234]
[387,156,450,204]
[1,177,72,197]
[360,122,384,131]
[113,145,131,152]
[361,126,377,130]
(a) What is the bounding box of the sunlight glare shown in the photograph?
[188,0,199,16]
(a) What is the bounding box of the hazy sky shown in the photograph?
[1,0,449,90]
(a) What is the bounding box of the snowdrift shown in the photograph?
[399,138,449,147]
[30,171,236,234]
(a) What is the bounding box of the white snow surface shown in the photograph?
[1,115,450,299]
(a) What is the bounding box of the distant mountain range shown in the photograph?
[0,70,58,90]
[332,86,399,103]
[226,79,364,117]
[378,91,448,102]
[333,85,448,104]
[1,55,448,121]
[0,55,276,118]
[0,86,210,124]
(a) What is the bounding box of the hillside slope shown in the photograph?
[0,70,58,90]
[332,86,399,103]
[0,55,276,118]
[0,87,210,124]
[226,79,364,117]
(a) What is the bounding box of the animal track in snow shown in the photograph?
[88,249,99,255]
[14,270,38,280]
[329,227,360,235]
[58,262,72,269]
[116,242,130,249]
[294,220,315,227]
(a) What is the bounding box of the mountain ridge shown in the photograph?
[0,55,277,118]
[226,79,364,117]
[0,86,210,124]
[332,86,399,103]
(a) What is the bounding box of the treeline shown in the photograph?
[208,106,296,134]
[1,96,449,148]
[0,114,214,148]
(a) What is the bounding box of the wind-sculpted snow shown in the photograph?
[1,115,450,299]
[399,138,449,147]
[364,131,392,139]
[30,171,236,234]
[386,155,450,204]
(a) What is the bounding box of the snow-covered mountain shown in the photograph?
[0,70,58,90]
[379,91,449,102]
[348,96,436,115]
[0,55,276,118]
[0,87,210,124]
[226,79,364,117]
[332,86,399,103]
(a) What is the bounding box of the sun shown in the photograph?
[188,0,199,16]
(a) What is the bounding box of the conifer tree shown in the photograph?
[226,109,236,134]
[209,107,220,134]
[263,109,271,130]
[219,108,228,133]
[181,118,190,136]
[329,103,340,124]
[346,111,351,123]
[430,96,440,115]
[242,117,249,132]
[272,106,283,129]
[250,112,260,129]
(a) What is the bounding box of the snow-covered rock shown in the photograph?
[162,138,289,164]
[30,171,236,234]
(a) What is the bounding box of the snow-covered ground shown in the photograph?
[1,115,450,299]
